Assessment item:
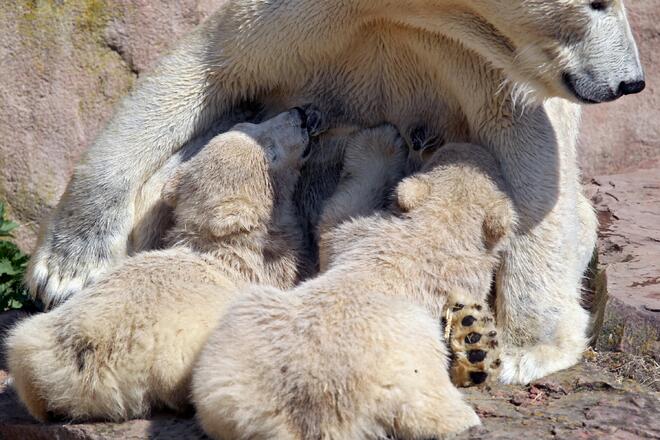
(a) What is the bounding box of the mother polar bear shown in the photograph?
[27,0,644,384]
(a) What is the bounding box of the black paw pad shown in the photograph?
[467,349,487,363]
[469,371,488,385]
[465,332,482,344]
[461,315,477,327]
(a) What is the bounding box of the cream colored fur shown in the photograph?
[192,137,515,439]
[6,110,310,421]
[27,0,643,384]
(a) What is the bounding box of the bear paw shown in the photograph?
[296,104,329,137]
[407,125,441,153]
[444,300,501,387]
[403,125,443,172]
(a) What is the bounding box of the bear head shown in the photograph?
[163,109,310,240]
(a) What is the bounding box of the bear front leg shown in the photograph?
[493,182,594,384]
[476,99,595,384]
[497,187,597,384]
[496,234,590,384]
[26,20,248,309]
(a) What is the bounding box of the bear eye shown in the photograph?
[589,1,608,11]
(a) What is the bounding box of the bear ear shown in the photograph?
[482,199,515,251]
[207,200,265,238]
[395,176,432,213]
[162,169,185,208]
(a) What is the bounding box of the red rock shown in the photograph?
[586,167,660,358]
[0,1,223,251]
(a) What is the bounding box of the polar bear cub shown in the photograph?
[5,108,318,422]
[192,129,516,440]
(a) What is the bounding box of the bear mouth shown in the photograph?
[562,72,602,104]
[561,72,627,104]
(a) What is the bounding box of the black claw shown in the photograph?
[470,371,488,385]
[493,359,502,368]
[488,330,497,337]
[461,315,477,327]
[489,340,499,348]
[452,303,465,312]
[465,332,482,344]
[467,349,487,363]
[35,277,48,299]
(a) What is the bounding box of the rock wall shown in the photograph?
[0,0,222,250]
[1,0,658,250]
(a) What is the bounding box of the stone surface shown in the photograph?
[0,0,222,251]
[456,360,659,440]
[587,168,660,313]
[578,0,660,177]
[0,0,658,250]
[585,167,660,359]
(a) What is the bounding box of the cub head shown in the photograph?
[395,144,516,253]
[419,0,645,103]
[163,108,311,239]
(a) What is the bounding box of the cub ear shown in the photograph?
[395,176,432,213]
[482,199,515,251]
[207,199,265,238]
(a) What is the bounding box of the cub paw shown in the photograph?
[407,125,440,152]
[444,300,501,387]
[343,124,407,177]
[296,104,329,137]
[403,125,443,171]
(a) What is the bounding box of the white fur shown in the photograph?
[192,139,514,439]
[6,110,310,421]
[26,0,642,383]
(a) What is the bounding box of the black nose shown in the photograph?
[618,79,646,96]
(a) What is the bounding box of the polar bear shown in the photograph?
[5,108,321,422]
[192,135,514,439]
[27,0,645,384]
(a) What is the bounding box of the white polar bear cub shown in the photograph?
[192,131,516,440]
[5,108,317,422]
